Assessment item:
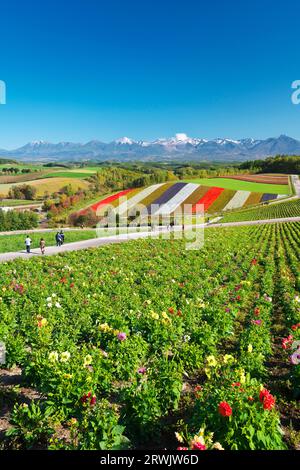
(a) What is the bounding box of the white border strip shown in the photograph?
[223,190,251,211]
[115,183,164,215]
[154,183,199,215]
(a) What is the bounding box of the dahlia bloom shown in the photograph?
[218,401,232,417]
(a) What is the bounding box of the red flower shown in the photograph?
[218,401,232,417]
[60,277,67,284]
[70,283,75,288]
[177,309,182,317]
[263,394,275,410]
[231,382,241,387]
[81,391,97,406]
[192,442,206,450]
[168,307,175,314]
[251,258,258,265]
[236,295,241,301]
[259,388,275,410]
[254,307,260,316]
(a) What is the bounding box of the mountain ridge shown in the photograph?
[1,133,300,162]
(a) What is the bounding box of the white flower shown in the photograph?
[60,351,71,362]
[52,293,57,298]
[47,302,53,308]
[55,302,61,308]
[49,351,59,362]
[46,297,52,302]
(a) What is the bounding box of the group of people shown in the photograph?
[24,230,65,255]
[55,231,65,247]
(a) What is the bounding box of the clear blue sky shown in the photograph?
[0,0,300,148]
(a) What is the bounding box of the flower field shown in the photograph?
[0,222,300,450]
[81,181,289,220]
[221,198,300,223]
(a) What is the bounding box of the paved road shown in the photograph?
[0,216,299,263]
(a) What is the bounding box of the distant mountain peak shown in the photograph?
[115,136,135,145]
[1,134,300,163]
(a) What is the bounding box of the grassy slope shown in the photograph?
[0,230,97,253]
[183,177,290,195]
[0,177,90,196]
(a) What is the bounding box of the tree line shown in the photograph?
[0,210,39,231]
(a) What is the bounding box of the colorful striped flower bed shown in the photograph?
[260,193,278,202]
[243,192,263,207]
[177,185,211,214]
[223,190,251,211]
[207,189,236,214]
[88,189,134,215]
[137,183,174,209]
[192,187,224,213]
[148,182,187,214]
[155,183,199,215]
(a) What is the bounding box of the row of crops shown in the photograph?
[221,198,300,223]
[0,222,299,450]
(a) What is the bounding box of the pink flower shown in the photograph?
[138,367,147,374]
[117,332,127,341]
[192,442,206,450]
[252,319,262,325]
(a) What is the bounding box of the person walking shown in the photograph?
[25,235,32,253]
[39,238,46,255]
[55,232,62,247]
[60,230,65,245]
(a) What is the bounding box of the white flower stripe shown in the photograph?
[223,190,251,211]
[154,183,199,215]
[115,184,164,215]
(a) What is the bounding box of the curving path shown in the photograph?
[0,216,300,263]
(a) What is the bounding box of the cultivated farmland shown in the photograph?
[0,222,299,449]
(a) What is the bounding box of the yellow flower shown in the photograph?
[83,354,92,367]
[60,351,71,362]
[206,355,217,367]
[175,432,184,443]
[240,369,246,384]
[213,442,224,450]
[223,354,235,364]
[151,312,159,320]
[68,418,78,426]
[98,322,111,332]
[63,373,73,379]
[247,344,253,353]
[49,351,59,362]
[40,318,48,327]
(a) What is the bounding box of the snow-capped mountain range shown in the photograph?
[1,133,300,162]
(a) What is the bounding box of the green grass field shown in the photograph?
[44,171,94,179]
[0,199,40,207]
[0,230,97,253]
[183,177,290,195]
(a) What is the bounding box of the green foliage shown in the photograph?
[0,209,39,231]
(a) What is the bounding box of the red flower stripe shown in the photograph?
[83,189,134,214]
[192,187,224,213]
